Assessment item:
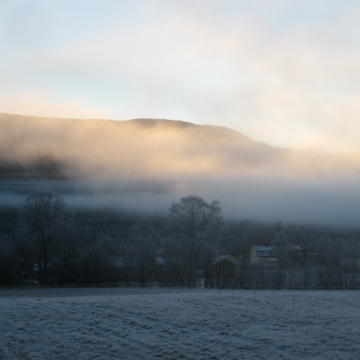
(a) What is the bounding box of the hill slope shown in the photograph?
[2,113,360,224]
[0,113,286,180]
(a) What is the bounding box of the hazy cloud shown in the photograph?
[1,1,360,151]
[1,114,360,225]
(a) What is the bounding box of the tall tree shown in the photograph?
[21,192,65,283]
[169,195,222,286]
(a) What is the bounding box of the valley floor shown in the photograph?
[0,288,359,360]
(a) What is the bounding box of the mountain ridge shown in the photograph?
[0,112,269,148]
[0,112,358,181]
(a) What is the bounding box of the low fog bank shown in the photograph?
[2,176,360,226]
[1,113,360,226]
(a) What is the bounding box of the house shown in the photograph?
[250,246,278,266]
[213,255,241,275]
[109,255,126,269]
[107,255,142,283]
[154,255,181,286]
[287,244,303,256]
[250,244,304,267]
[210,255,241,288]
[340,258,360,270]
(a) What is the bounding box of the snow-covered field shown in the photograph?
[1,288,359,360]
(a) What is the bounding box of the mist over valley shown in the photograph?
[1,113,360,225]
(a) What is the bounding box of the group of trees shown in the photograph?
[0,193,222,286]
[1,192,360,288]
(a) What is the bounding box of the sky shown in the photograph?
[1,0,360,152]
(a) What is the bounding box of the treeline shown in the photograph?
[0,156,67,179]
[0,192,360,288]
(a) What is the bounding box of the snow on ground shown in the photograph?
[0,288,360,360]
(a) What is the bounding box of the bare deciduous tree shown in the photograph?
[169,195,222,286]
[21,192,65,283]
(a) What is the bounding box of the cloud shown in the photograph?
[1,114,360,226]
[1,1,360,151]
[0,92,108,119]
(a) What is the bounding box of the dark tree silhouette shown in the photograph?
[169,195,222,286]
[21,192,65,283]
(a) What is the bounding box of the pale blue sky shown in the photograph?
[1,0,360,151]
